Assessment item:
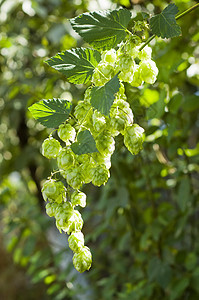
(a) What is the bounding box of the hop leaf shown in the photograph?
[91,75,120,116]
[71,130,98,155]
[46,48,101,84]
[150,3,181,39]
[70,8,131,50]
[28,99,72,129]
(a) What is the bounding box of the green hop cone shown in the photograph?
[68,231,84,253]
[139,59,158,84]
[91,164,110,187]
[42,179,65,203]
[130,65,143,87]
[80,161,95,184]
[45,202,58,217]
[124,39,140,58]
[91,152,111,169]
[92,110,106,133]
[75,153,90,164]
[57,123,76,144]
[95,130,115,156]
[117,55,135,83]
[62,166,83,190]
[110,99,134,133]
[84,87,92,103]
[74,101,92,122]
[42,137,61,159]
[123,124,145,155]
[71,191,86,208]
[55,202,73,223]
[63,210,83,235]
[73,246,92,273]
[101,49,116,65]
[137,44,152,61]
[92,62,115,86]
[57,148,74,170]
[54,203,83,234]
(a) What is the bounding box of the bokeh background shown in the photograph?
[0,0,199,299]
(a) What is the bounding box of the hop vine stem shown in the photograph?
[139,3,199,51]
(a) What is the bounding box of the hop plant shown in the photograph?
[123,124,145,155]
[68,231,84,253]
[73,246,92,273]
[58,123,76,144]
[30,7,164,273]
[42,179,65,203]
[42,137,61,159]
[71,191,86,208]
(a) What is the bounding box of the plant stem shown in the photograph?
[139,34,155,51]
[176,3,199,20]
[139,3,199,51]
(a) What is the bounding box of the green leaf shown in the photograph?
[181,95,199,112]
[46,48,101,84]
[170,278,190,300]
[90,75,120,116]
[146,89,166,120]
[150,3,181,38]
[70,8,131,50]
[168,93,183,113]
[177,176,191,212]
[28,99,72,128]
[71,130,98,155]
[148,257,172,289]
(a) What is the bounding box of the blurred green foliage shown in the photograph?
[0,0,199,299]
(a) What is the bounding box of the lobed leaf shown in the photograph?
[71,130,98,155]
[150,3,181,39]
[46,48,101,84]
[70,8,131,50]
[90,75,120,116]
[28,99,72,128]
